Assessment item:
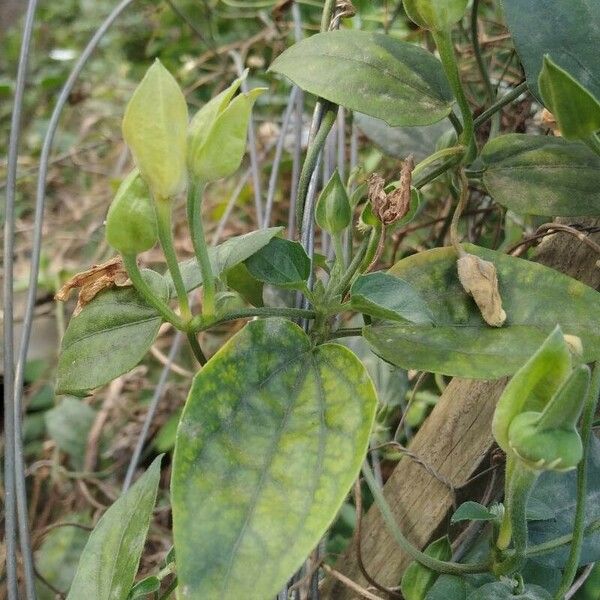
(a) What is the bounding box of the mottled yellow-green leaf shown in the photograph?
[122,60,188,199]
[172,318,377,599]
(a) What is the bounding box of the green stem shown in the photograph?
[450,170,469,256]
[296,105,337,229]
[187,181,216,317]
[122,254,185,330]
[362,464,490,575]
[328,233,372,300]
[473,81,528,129]
[526,518,600,558]
[554,362,600,599]
[470,0,495,107]
[412,146,466,187]
[186,331,207,365]
[333,232,347,269]
[495,465,539,575]
[320,0,336,31]
[190,306,317,333]
[432,29,476,162]
[155,199,191,322]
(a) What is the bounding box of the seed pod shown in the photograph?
[457,253,506,327]
[106,170,158,255]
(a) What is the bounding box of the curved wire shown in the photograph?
[4,1,39,597]
[11,2,137,599]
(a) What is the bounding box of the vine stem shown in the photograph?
[555,362,600,598]
[122,254,186,330]
[296,105,337,229]
[450,169,469,256]
[187,180,216,317]
[432,29,476,162]
[155,198,191,322]
[190,306,317,332]
[362,463,490,574]
[527,518,600,559]
[473,81,528,128]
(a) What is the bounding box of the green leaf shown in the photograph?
[426,575,473,600]
[224,262,264,307]
[401,536,452,600]
[403,0,468,31]
[56,271,166,396]
[363,245,600,378]
[501,0,600,101]
[573,562,600,599]
[35,516,90,600]
[45,398,97,469]
[127,576,160,599]
[244,237,311,289]
[188,87,265,183]
[172,318,377,600]
[67,456,162,600]
[350,272,434,324]
[122,60,188,199]
[316,170,351,234]
[468,582,552,599]
[526,497,556,521]
[481,134,600,216]
[153,408,183,453]
[270,30,454,127]
[450,502,496,524]
[355,112,452,161]
[529,436,600,568]
[170,227,283,296]
[539,55,600,141]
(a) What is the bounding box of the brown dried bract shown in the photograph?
[368,155,415,226]
[541,108,561,136]
[457,253,506,327]
[55,256,131,316]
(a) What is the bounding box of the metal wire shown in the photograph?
[122,332,184,493]
[9,2,137,599]
[4,1,39,597]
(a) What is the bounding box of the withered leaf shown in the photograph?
[457,253,507,327]
[368,155,414,225]
[55,256,131,316]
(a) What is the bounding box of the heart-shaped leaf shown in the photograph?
[401,536,452,600]
[56,271,167,396]
[481,134,600,216]
[270,30,454,127]
[350,272,434,324]
[67,456,162,600]
[426,575,473,600]
[172,318,377,599]
[467,582,552,599]
[501,0,600,101]
[363,245,600,378]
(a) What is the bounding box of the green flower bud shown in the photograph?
[188,73,265,183]
[403,0,468,32]
[539,55,600,141]
[315,170,351,234]
[106,170,158,255]
[122,60,188,200]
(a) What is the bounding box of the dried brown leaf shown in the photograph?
[55,256,131,316]
[457,253,506,327]
[367,156,414,225]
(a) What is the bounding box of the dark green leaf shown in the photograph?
[401,536,452,600]
[364,245,600,378]
[573,562,600,599]
[468,582,551,599]
[172,318,377,600]
[350,272,434,324]
[171,227,283,296]
[450,502,495,524]
[224,263,264,307]
[526,497,556,521]
[67,456,162,600]
[153,408,183,453]
[539,55,600,141]
[270,30,454,127]
[481,134,600,216]
[56,271,166,396]
[128,576,160,599]
[501,0,600,101]
[529,436,600,567]
[45,398,97,469]
[426,575,473,600]
[245,237,311,289]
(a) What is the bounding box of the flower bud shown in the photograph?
[403,0,468,32]
[122,60,188,199]
[316,170,351,234]
[105,170,158,255]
